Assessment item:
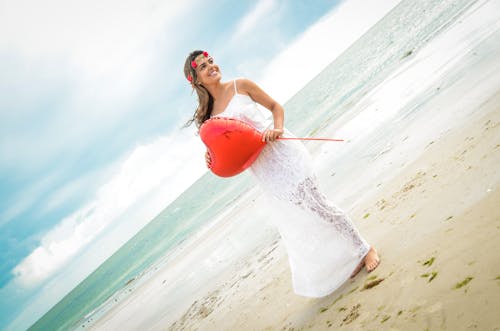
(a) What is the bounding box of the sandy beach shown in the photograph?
[164,83,500,331]
[90,1,500,330]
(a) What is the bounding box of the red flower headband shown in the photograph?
[187,51,209,83]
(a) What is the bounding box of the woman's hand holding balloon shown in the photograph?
[262,128,284,142]
[205,150,212,168]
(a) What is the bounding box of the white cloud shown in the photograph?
[0,0,201,232]
[232,0,278,40]
[0,0,191,59]
[39,170,101,216]
[259,0,402,104]
[12,127,206,288]
[0,172,60,227]
[0,0,195,171]
[0,0,170,102]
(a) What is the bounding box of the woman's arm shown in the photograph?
[238,78,284,142]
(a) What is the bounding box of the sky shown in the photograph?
[0,0,400,329]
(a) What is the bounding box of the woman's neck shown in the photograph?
[204,80,230,100]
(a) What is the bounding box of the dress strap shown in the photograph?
[233,79,238,94]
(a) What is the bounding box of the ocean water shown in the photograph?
[27,0,482,330]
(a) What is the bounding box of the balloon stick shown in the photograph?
[277,137,344,142]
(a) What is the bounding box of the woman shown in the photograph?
[184,50,380,297]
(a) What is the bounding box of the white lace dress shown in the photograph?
[213,80,370,297]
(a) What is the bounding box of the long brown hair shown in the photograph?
[183,50,214,129]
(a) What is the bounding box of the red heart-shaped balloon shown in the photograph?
[200,117,266,177]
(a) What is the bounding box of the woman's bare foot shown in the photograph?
[350,247,380,278]
[364,247,380,272]
[350,260,364,278]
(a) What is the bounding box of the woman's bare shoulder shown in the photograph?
[236,78,259,94]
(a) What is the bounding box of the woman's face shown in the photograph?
[194,54,221,85]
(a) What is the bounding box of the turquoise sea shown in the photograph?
[28,0,480,330]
